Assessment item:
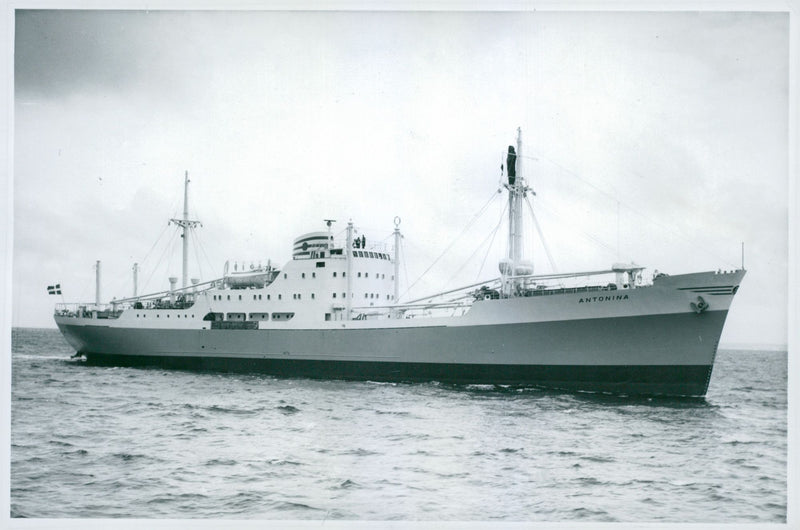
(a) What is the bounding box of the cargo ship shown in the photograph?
[54,130,745,396]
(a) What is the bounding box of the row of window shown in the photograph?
[352,250,390,260]
[135,313,195,318]
[213,291,395,302]
[282,271,394,280]
[292,293,317,300]
[204,312,295,322]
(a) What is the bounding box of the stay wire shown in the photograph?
[476,202,508,281]
[403,190,501,296]
[189,228,206,281]
[524,196,558,274]
[142,228,179,293]
[470,200,508,283]
[530,150,737,268]
[138,221,171,271]
[534,199,618,258]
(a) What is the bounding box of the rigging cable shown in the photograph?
[530,150,737,267]
[141,227,179,294]
[138,220,172,273]
[475,201,508,281]
[189,228,207,281]
[524,195,558,274]
[450,198,508,284]
[402,189,501,297]
[534,199,619,258]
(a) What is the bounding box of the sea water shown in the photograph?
[10,328,787,522]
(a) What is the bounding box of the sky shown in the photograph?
[7,8,792,346]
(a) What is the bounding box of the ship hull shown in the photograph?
[57,309,729,396]
[82,354,711,395]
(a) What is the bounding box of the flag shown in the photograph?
[47,284,61,295]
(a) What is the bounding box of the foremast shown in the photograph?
[169,171,202,289]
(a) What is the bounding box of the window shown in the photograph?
[227,295,230,300]
[311,293,315,299]
[267,294,271,300]
[302,273,306,279]
[253,295,257,301]
[365,273,369,278]
[278,294,282,300]
[365,293,368,298]
[333,293,337,298]
[316,261,325,268]
[342,293,346,298]
[238,295,242,300]
[358,272,362,278]
[333,272,337,278]
[284,273,287,279]
[258,294,262,300]
[343,272,346,278]
[312,272,316,278]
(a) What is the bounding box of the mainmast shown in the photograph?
[508,128,524,265]
[169,171,201,289]
[500,128,533,297]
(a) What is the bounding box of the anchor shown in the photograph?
[690,296,709,314]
